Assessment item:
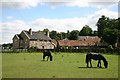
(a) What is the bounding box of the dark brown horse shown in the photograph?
[43,50,53,61]
[86,53,108,68]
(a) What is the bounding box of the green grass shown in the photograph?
[2,52,119,78]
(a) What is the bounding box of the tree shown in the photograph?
[56,33,61,40]
[50,30,58,40]
[96,15,120,46]
[43,28,49,33]
[118,18,120,42]
[102,28,118,45]
[59,32,67,40]
[79,25,92,36]
[66,30,70,39]
[43,28,49,36]
[92,30,98,36]
[96,15,109,38]
[68,30,79,40]
[2,43,13,49]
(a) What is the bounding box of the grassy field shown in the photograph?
[2,52,119,78]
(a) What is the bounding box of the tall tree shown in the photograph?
[96,15,109,38]
[97,15,120,46]
[79,25,92,36]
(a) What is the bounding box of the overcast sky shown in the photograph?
[0,0,119,44]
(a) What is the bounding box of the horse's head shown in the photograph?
[104,61,108,68]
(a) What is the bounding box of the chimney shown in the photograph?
[29,28,32,35]
[47,30,49,37]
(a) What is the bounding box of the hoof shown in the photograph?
[99,66,102,68]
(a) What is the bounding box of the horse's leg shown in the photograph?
[47,56,49,61]
[90,59,92,67]
[50,55,53,61]
[99,60,102,68]
[87,62,89,67]
[97,60,100,67]
[43,55,45,61]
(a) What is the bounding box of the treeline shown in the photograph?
[1,43,12,49]
[1,15,120,50]
[43,15,120,47]
[43,25,97,40]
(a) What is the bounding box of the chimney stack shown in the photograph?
[47,30,49,37]
[29,28,32,35]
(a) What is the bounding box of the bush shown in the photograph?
[28,46,38,52]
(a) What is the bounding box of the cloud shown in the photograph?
[31,17,88,32]
[1,0,40,9]
[41,0,119,9]
[1,0,119,9]
[1,20,29,43]
[6,16,14,20]
[31,8,118,32]
[1,5,118,43]
[87,8,118,30]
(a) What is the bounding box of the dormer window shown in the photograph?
[44,40,47,42]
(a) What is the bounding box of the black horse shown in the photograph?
[43,50,53,61]
[86,53,108,68]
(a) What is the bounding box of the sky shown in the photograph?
[0,0,119,44]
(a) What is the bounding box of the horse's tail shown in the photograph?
[85,54,89,63]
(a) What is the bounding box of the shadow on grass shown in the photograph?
[41,60,48,61]
[40,60,53,62]
[78,66,105,69]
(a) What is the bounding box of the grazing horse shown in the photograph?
[43,50,53,61]
[86,53,108,68]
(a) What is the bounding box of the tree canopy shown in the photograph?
[40,15,119,47]
[96,15,119,46]
[79,25,92,36]
[68,30,79,40]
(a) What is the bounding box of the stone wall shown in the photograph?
[29,40,54,49]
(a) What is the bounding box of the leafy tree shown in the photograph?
[68,30,79,40]
[66,30,70,39]
[118,18,120,42]
[43,28,49,33]
[2,43,13,49]
[50,30,58,40]
[79,25,92,36]
[96,15,109,38]
[56,33,61,40]
[97,15,120,46]
[43,28,49,36]
[59,32,67,40]
[102,28,118,45]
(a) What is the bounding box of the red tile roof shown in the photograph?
[58,36,100,47]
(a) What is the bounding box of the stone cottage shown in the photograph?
[13,28,55,50]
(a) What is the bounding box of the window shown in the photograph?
[20,39,23,44]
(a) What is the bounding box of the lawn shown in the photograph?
[2,52,119,78]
